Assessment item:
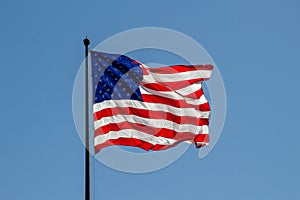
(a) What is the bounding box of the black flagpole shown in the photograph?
[83,37,90,200]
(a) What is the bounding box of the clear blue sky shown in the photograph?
[1,0,300,199]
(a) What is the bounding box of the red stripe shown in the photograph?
[143,65,213,74]
[141,66,149,75]
[94,121,208,139]
[94,107,209,126]
[95,138,171,153]
[197,102,210,111]
[94,134,209,153]
[141,78,209,90]
[141,94,210,111]
[142,83,173,91]
[194,134,210,143]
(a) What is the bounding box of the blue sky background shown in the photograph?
[1,0,300,199]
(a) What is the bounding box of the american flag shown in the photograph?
[91,51,213,153]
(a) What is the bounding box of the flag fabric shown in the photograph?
[91,51,213,153]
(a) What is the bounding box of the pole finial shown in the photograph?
[83,36,90,47]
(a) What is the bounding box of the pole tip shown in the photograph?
[83,36,90,46]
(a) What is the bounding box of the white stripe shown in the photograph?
[142,74,156,83]
[94,129,178,146]
[174,83,202,96]
[185,141,209,145]
[186,95,208,105]
[140,87,208,105]
[140,86,184,100]
[94,114,209,134]
[143,70,212,83]
[195,142,209,146]
[141,84,204,98]
[93,100,210,118]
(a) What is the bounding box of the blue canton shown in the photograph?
[91,51,143,103]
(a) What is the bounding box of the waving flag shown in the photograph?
[91,51,213,153]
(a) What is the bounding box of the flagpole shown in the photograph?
[83,37,90,200]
